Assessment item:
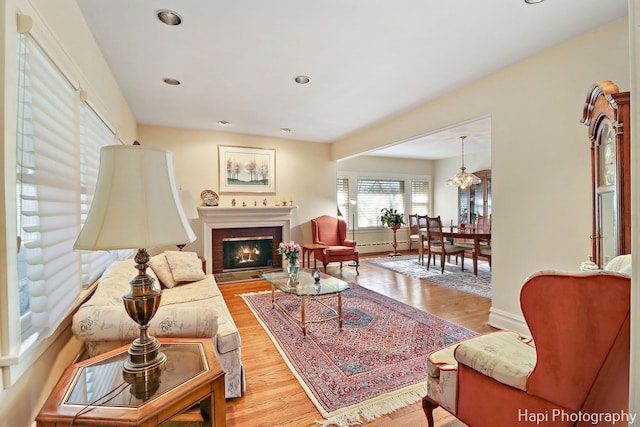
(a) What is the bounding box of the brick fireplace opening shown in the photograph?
[199,205,296,277]
[211,226,282,274]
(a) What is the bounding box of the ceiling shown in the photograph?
[76,0,627,159]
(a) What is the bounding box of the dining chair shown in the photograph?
[408,214,427,252]
[457,214,491,276]
[423,215,465,274]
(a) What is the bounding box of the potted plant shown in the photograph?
[380,208,405,257]
[379,208,405,229]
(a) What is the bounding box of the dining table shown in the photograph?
[418,226,491,276]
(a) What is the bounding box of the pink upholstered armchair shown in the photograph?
[310,215,359,275]
[423,270,630,427]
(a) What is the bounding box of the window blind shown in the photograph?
[411,180,430,215]
[16,33,82,338]
[79,103,119,286]
[357,179,404,227]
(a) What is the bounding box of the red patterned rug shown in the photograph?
[241,284,476,426]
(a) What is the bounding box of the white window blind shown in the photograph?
[357,179,405,227]
[336,178,350,224]
[79,103,119,286]
[16,33,81,338]
[411,180,430,215]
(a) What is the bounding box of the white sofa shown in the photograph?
[72,252,245,398]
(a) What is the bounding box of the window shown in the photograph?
[79,103,120,287]
[337,173,430,230]
[15,33,117,343]
[357,179,405,227]
[16,32,81,339]
[411,180,430,215]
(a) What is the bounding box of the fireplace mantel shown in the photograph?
[199,206,296,274]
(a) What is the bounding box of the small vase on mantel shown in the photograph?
[287,258,300,284]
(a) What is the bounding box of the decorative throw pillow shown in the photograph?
[164,251,205,283]
[149,253,178,289]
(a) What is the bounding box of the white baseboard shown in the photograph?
[489,307,531,338]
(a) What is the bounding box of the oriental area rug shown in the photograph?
[364,255,492,299]
[241,284,476,427]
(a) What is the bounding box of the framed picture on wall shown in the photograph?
[218,145,276,193]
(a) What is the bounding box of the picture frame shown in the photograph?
[218,145,276,193]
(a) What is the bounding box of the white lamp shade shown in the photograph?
[74,145,196,250]
[178,189,199,220]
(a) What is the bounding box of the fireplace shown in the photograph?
[222,236,274,272]
[211,226,282,274]
[199,206,296,275]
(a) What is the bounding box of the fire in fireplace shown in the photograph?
[222,236,274,271]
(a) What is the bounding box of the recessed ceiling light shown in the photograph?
[294,75,310,84]
[280,128,292,133]
[218,121,230,126]
[163,78,181,85]
[157,9,182,25]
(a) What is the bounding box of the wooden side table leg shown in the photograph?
[212,375,227,427]
[200,395,213,427]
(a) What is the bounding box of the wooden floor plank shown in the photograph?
[222,251,492,426]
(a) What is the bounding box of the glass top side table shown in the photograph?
[36,338,226,427]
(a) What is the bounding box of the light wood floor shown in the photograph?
[221,252,496,427]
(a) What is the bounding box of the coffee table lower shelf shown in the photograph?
[271,288,344,337]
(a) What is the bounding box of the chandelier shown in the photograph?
[447,135,481,189]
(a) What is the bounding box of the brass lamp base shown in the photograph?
[122,330,167,376]
[122,248,166,378]
[123,361,164,400]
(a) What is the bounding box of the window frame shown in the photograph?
[337,171,432,230]
[0,14,123,389]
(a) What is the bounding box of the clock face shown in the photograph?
[599,122,615,186]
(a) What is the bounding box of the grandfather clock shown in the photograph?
[580,80,631,267]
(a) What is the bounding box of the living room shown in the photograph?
[1,1,638,426]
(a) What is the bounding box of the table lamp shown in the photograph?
[74,143,196,380]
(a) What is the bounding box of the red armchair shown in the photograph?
[310,215,359,275]
[423,269,630,427]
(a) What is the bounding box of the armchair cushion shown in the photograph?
[324,245,356,256]
[454,331,536,392]
[426,343,459,413]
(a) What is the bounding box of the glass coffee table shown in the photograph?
[262,269,350,337]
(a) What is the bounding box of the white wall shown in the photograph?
[332,18,630,334]
[138,125,338,252]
